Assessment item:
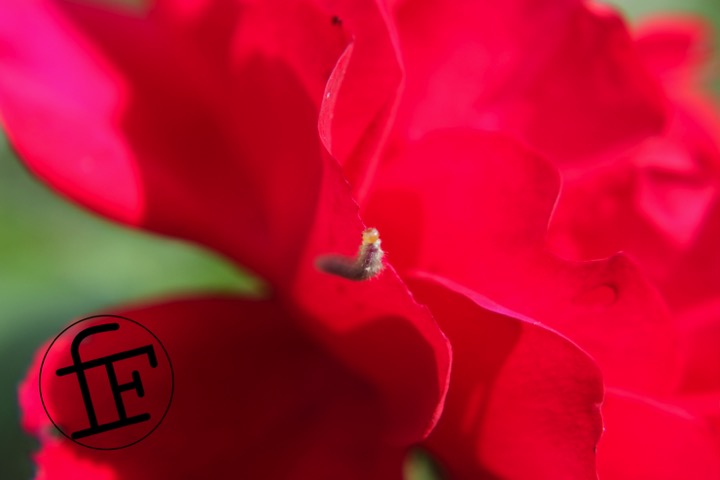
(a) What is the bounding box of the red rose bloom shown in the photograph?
[1,0,716,479]
[548,17,720,479]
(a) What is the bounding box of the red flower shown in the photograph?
[547,17,720,479]
[3,1,455,476]
[1,0,709,479]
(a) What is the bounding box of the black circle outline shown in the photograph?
[39,314,175,450]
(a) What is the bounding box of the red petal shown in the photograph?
[598,389,720,480]
[635,16,713,80]
[405,273,603,480]
[2,1,451,444]
[0,0,141,224]
[549,120,720,314]
[34,442,116,480]
[318,0,403,201]
[0,0,348,288]
[0,1,449,432]
[547,18,720,313]
[674,391,720,449]
[675,299,720,393]
[388,0,665,164]
[364,130,678,393]
[20,296,408,479]
[291,155,451,444]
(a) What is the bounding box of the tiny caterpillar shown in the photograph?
[316,228,385,281]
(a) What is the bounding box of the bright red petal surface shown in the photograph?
[364,130,678,394]
[0,0,348,288]
[20,296,408,479]
[0,0,140,223]
[674,299,720,393]
[2,0,451,448]
[548,145,720,313]
[318,0,403,201]
[406,274,603,480]
[387,0,665,164]
[33,442,116,480]
[548,17,720,314]
[674,391,720,450]
[598,389,720,480]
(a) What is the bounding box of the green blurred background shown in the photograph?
[1,1,719,478]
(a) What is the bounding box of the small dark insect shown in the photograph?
[331,15,342,26]
[316,228,385,281]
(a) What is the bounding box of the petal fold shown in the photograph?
[598,389,720,480]
[364,129,678,393]
[0,0,347,288]
[388,0,666,164]
[406,273,603,480]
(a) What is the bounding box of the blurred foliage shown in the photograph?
[0,0,719,479]
[608,0,720,95]
[611,0,720,20]
[404,450,447,480]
